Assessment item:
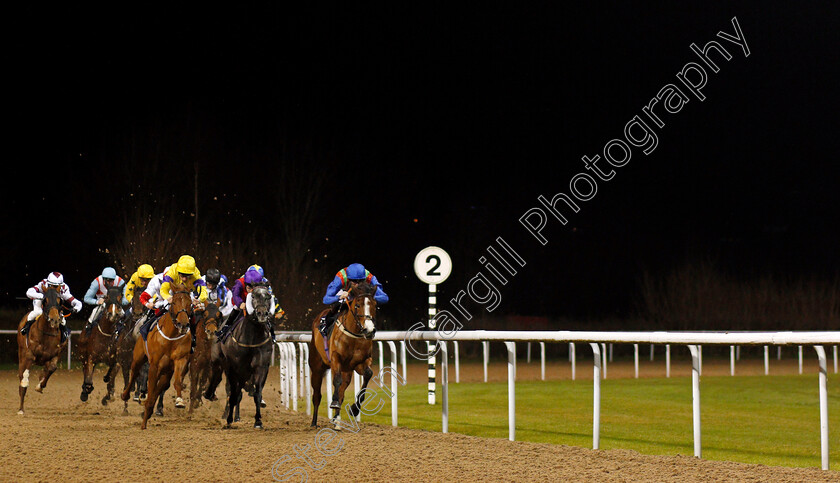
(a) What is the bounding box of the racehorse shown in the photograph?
[308,282,378,427]
[77,285,124,404]
[121,283,193,429]
[188,301,221,412]
[16,285,69,415]
[204,285,273,428]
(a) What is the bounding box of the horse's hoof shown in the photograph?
[329,402,339,410]
[254,422,263,429]
[80,392,89,402]
[17,410,24,416]
[260,399,266,408]
[101,397,109,406]
[33,385,43,394]
[234,416,241,423]
[139,393,147,401]
[154,409,164,417]
[103,375,110,383]
[175,397,185,408]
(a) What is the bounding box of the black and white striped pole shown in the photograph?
[414,246,452,405]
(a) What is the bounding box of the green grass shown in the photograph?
[350,374,839,470]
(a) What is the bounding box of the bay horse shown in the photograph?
[188,301,221,412]
[116,291,164,414]
[117,291,150,411]
[204,285,273,428]
[77,285,124,404]
[308,282,378,428]
[121,283,193,429]
[16,285,69,415]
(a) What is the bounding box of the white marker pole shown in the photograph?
[414,246,452,406]
[428,283,437,404]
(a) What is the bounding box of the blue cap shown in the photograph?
[346,263,366,280]
[102,267,117,279]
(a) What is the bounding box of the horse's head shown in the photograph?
[348,282,377,339]
[248,285,273,325]
[43,285,63,329]
[168,282,193,331]
[200,302,221,339]
[103,286,125,325]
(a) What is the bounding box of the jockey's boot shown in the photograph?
[190,332,196,354]
[319,303,341,337]
[60,324,70,344]
[266,322,276,342]
[20,318,35,335]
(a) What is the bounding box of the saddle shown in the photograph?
[218,313,244,344]
[139,310,166,342]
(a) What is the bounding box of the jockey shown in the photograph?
[319,263,388,336]
[83,267,127,334]
[203,268,234,319]
[160,255,208,303]
[118,263,155,336]
[136,271,168,337]
[216,267,281,341]
[20,272,83,342]
[160,255,208,353]
[123,263,155,306]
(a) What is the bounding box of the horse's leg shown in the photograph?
[329,365,344,410]
[336,370,353,416]
[36,356,60,394]
[80,356,95,402]
[308,342,327,427]
[121,339,146,403]
[141,362,161,430]
[349,364,375,418]
[17,356,35,415]
[226,376,243,428]
[173,356,188,409]
[102,358,118,405]
[155,390,165,417]
[138,362,149,400]
[157,366,173,417]
[252,365,269,429]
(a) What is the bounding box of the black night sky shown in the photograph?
[4,3,840,328]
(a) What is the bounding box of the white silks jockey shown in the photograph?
[20,272,83,342]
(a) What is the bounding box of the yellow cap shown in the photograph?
[176,255,196,275]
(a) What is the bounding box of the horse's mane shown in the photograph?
[353,282,376,297]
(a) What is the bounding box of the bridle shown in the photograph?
[338,290,376,339]
[167,290,193,333]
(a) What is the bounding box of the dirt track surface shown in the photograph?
[1,360,838,482]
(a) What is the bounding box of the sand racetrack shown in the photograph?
[1,359,838,482]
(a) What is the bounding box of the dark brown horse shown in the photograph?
[77,285,124,404]
[117,291,150,411]
[204,285,274,428]
[16,285,69,415]
[121,283,193,429]
[308,282,378,427]
[188,301,221,412]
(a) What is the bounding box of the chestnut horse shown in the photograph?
[77,285,124,404]
[188,301,221,412]
[308,282,378,427]
[17,285,69,415]
[121,283,193,429]
[204,285,274,428]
